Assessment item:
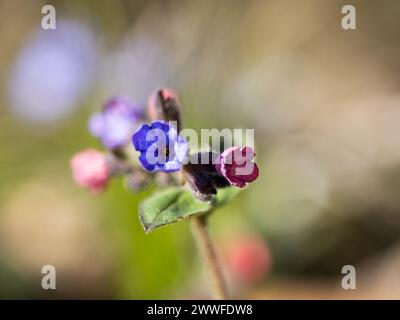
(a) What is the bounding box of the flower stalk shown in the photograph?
[190,214,228,300]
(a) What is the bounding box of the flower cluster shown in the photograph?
[70,88,259,200]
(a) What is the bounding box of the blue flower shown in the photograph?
[8,20,97,123]
[89,97,143,149]
[132,120,189,172]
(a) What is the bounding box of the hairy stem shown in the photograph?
[190,214,228,300]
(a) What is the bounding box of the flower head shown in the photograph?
[89,97,142,149]
[132,120,188,172]
[215,146,259,188]
[70,149,110,193]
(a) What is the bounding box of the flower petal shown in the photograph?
[132,123,151,151]
[174,136,189,163]
[162,161,182,172]
[102,113,134,149]
[150,120,170,133]
[138,152,156,172]
[240,163,259,182]
[241,146,255,160]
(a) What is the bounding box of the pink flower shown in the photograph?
[215,146,259,188]
[226,235,272,283]
[70,149,110,194]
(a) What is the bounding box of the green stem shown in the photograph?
[190,214,228,300]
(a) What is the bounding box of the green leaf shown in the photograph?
[139,187,210,233]
[139,187,241,233]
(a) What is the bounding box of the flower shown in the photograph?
[132,120,188,172]
[89,97,142,149]
[225,235,272,283]
[70,149,110,193]
[214,146,259,188]
[7,20,97,123]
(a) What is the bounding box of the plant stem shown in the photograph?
[190,214,228,300]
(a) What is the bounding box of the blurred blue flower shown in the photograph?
[89,97,143,149]
[132,120,188,172]
[7,20,97,123]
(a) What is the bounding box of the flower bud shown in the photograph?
[215,146,259,188]
[183,163,217,201]
[183,152,230,201]
[70,149,110,194]
[147,88,182,131]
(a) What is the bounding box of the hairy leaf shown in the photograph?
[139,187,240,233]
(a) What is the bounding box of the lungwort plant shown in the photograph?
[70,89,259,299]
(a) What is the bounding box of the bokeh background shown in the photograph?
[1,0,400,299]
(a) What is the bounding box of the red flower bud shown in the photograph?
[215,146,259,188]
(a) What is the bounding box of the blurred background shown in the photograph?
[1,0,400,299]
